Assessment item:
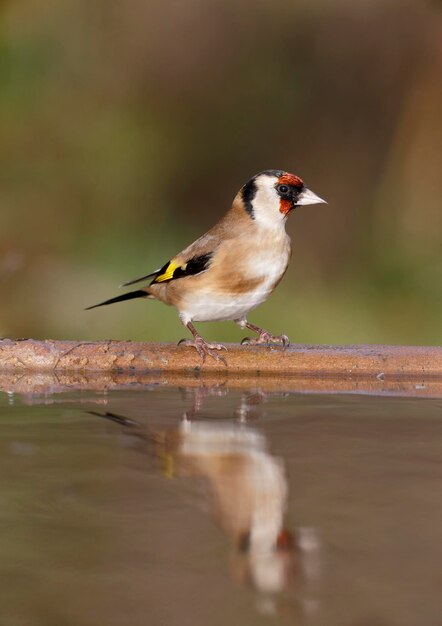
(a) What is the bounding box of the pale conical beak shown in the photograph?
[296,188,327,206]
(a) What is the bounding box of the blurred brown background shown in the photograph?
[0,0,441,345]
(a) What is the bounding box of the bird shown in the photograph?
[90,407,297,595]
[86,169,326,361]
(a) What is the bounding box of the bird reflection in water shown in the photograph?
[179,419,291,595]
[90,388,320,615]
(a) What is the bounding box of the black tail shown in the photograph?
[85,289,147,310]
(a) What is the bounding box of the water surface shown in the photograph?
[1,386,442,626]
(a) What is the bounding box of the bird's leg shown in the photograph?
[235,319,289,348]
[178,320,227,363]
[181,386,209,421]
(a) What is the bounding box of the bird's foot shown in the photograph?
[241,331,289,348]
[178,337,228,364]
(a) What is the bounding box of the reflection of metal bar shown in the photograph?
[2,367,441,399]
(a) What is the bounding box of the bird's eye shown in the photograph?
[277,184,289,195]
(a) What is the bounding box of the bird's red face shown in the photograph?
[275,172,305,216]
[241,169,326,224]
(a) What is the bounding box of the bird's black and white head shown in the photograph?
[240,169,326,227]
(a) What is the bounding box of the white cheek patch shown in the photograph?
[254,176,278,206]
[252,176,286,227]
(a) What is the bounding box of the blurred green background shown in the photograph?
[0,0,441,345]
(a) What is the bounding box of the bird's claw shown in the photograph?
[241,332,290,348]
[178,338,228,364]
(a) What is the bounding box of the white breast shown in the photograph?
[181,232,290,323]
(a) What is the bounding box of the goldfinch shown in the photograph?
[86,169,326,361]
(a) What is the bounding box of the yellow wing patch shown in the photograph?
[154,260,186,283]
[152,253,211,284]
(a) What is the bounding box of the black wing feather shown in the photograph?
[120,269,161,288]
[150,253,213,285]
